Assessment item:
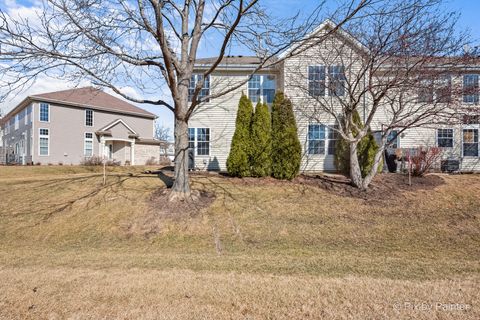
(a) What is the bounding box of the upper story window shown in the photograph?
[437,128,453,148]
[308,66,326,97]
[248,75,276,104]
[328,66,346,97]
[188,74,210,102]
[417,78,434,103]
[463,74,479,104]
[436,75,452,103]
[39,103,50,122]
[85,109,94,127]
[14,114,19,130]
[418,75,452,103]
[9,118,14,132]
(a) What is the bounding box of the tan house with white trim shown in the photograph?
[188,20,480,172]
[0,87,162,165]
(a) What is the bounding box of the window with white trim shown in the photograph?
[437,128,453,148]
[188,74,210,102]
[39,103,50,122]
[463,128,478,157]
[308,124,337,155]
[417,78,434,103]
[14,114,19,130]
[435,75,452,103]
[39,128,49,156]
[308,66,326,97]
[463,74,479,104]
[85,109,94,127]
[84,132,93,157]
[327,126,338,155]
[328,65,346,97]
[188,127,210,156]
[9,118,14,133]
[248,75,276,104]
[308,124,325,155]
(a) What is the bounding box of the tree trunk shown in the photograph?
[362,146,386,188]
[349,140,367,189]
[169,116,192,202]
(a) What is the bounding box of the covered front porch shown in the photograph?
[98,136,136,165]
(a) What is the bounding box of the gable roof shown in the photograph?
[98,118,138,135]
[279,19,369,59]
[28,87,156,118]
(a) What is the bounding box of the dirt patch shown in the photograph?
[148,188,216,218]
[295,173,446,201]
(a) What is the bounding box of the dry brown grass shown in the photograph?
[0,166,479,319]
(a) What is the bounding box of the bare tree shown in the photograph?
[0,0,371,201]
[154,122,172,141]
[287,0,470,189]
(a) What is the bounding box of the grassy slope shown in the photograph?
[0,166,478,319]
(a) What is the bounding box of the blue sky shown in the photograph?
[1,0,479,132]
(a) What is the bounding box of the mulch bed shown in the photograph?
[295,173,445,201]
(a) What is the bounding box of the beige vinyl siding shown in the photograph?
[189,71,280,171]
[283,32,365,172]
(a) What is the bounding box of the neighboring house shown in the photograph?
[189,20,480,172]
[0,87,161,165]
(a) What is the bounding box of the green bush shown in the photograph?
[250,102,272,177]
[227,94,253,177]
[335,110,382,178]
[271,92,302,180]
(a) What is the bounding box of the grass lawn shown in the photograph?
[0,166,478,319]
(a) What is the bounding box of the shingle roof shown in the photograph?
[31,87,156,118]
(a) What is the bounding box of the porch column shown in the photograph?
[130,139,135,165]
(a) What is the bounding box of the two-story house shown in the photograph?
[0,87,162,165]
[188,20,480,172]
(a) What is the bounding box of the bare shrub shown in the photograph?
[408,147,442,177]
[145,157,158,166]
[81,156,103,166]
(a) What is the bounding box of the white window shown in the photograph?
[188,74,210,102]
[418,75,452,103]
[437,128,454,148]
[84,132,93,157]
[188,127,210,156]
[39,128,49,156]
[14,114,19,130]
[39,103,49,122]
[308,66,326,97]
[463,74,479,104]
[307,124,337,155]
[463,128,478,157]
[328,66,346,97]
[85,109,94,127]
[248,75,276,104]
